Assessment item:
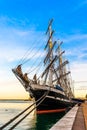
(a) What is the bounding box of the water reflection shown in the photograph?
[35,112,65,130]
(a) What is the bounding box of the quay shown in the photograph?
[50,102,87,130]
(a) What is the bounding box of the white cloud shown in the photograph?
[66,47,87,58]
[0,22,45,64]
[70,61,87,98]
[63,34,87,43]
[71,62,87,81]
[0,46,45,64]
[61,33,87,64]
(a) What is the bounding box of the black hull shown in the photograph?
[31,89,75,114]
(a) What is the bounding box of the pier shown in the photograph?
[50,102,87,130]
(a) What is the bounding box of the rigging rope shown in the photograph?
[17,34,45,66]
[21,40,45,66]
[27,60,43,74]
[36,61,44,74]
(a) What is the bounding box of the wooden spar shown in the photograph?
[55,41,63,52]
[42,50,65,78]
[55,60,69,71]
[41,55,57,78]
[52,66,60,84]
[46,19,53,34]
[44,30,54,50]
[12,69,28,88]
[44,41,56,64]
[45,19,54,51]
[45,19,54,86]
[52,71,70,83]
[44,69,49,84]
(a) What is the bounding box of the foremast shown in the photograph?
[44,19,54,86]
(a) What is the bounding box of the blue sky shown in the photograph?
[0,0,87,99]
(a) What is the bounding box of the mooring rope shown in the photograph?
[0,90,49,130]
[8,90,49,130]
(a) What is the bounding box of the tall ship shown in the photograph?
[12,19,75,114]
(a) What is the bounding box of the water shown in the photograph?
[0,100,65,130]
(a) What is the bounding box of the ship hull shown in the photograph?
[30,87,75,114]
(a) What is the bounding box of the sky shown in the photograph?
[0,0,87,99]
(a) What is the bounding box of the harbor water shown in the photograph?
[0,100,65,130]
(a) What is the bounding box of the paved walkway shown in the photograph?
[72,105,86,130]
[82,102,87,130]
[50,102,87,130]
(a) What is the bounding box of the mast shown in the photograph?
[56,40,73,97]
[45,19,54,86]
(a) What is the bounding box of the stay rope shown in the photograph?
[16,33,45,66]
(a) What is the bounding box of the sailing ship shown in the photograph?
[12,19,75,114]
